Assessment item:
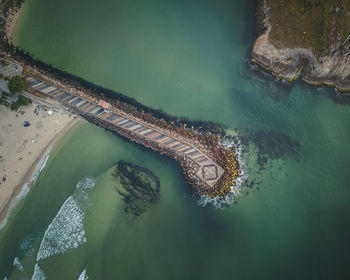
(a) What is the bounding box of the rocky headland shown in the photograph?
[251,0,350,91]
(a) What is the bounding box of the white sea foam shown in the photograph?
[36,196,86,261]
[0,149,51,232]
[199,137,248,209]
[13,256,23,271]
[31,263,46,280]
[76,177,96,190]
[75,177,96,211]
[0,183,30,232]
[29,149,51,186]
[19,231,41,257]
[78,269,88,280]
[36,177,95,261]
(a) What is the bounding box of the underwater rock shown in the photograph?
[238,128,300,171]
[113,161,160,218]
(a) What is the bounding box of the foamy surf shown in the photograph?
[36,177,95,261]
[13,256,23,271]
[76,177,96,190]
[0,148,51,232]
[0,183,30,232]
[31,263,46,280]
[19,231,42,257]
[36,196,86,261]
[78,269,88,280]
[198,137,247,209]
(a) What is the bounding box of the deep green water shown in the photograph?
[1,0,350,279]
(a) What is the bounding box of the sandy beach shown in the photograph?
[0,100,81,228]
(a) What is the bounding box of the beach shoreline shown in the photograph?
[0,102,82,230]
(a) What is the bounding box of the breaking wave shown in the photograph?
[198,137,248,209]
[0,149,51,232]
[31,263,46,280]
[78,269,88,280]
[76,177,96,190]
[36,196,86,261]
[13,257,23,271]
[36,177,95,262]
[19,230,42,257]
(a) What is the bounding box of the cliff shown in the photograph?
[251,0,350,91]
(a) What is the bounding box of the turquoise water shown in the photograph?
[1,0,350,279]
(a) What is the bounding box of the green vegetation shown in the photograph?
[1,91,10,98]
[8,75,27,95]
[0,0,10,11]
[0,59,8,66]
[10,94,31,111]
[268,0,350,57]
[0,92,6,105]
[0,98,7,105]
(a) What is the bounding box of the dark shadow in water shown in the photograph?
[243,63,295,106]
[244,63,350,105]
[241,0,259,46]
[240,0,295,105]
[295,79,350,105]
[238,128,300,172]
[112,161,160,218]
[236,128,300,193]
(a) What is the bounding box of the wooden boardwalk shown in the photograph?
[24,75,224,188]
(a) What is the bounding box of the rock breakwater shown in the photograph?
[0,0,243,198]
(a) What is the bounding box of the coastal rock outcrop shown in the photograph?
[251,0,350,91]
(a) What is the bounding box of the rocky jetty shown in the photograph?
[0,0,243,198]
[25,65,240,197]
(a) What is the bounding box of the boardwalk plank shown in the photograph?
[143,130,157,136]
[106,113,120,121]
[58,92,70,100]
[71,98,83,105]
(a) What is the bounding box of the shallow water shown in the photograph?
[1,0,350,279]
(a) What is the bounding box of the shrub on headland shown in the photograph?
[268,0,350,57]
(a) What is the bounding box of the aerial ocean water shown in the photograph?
[1,0,350,279]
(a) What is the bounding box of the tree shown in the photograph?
[10,94,31,111]
[0,59,8,66]
[8,76,27,95]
